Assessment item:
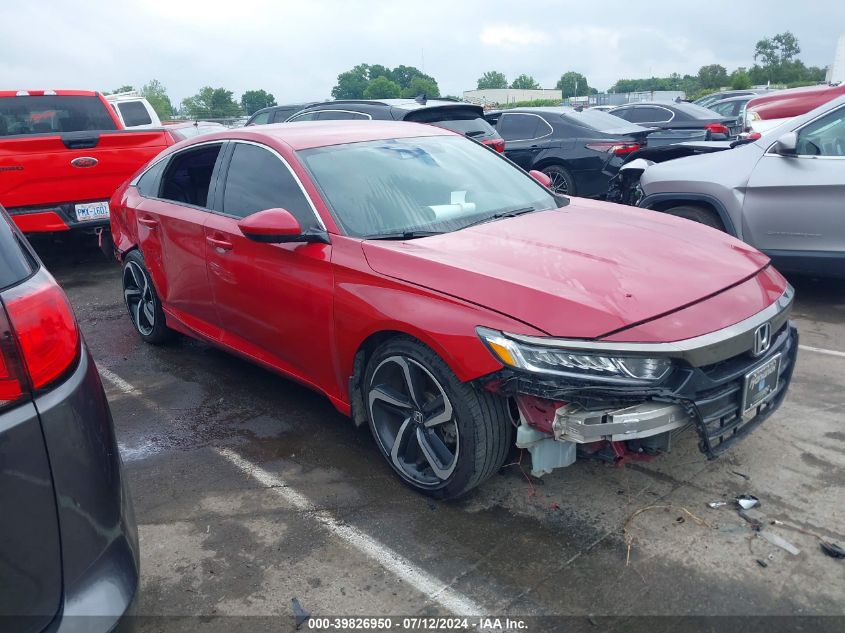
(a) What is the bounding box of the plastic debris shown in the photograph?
[756,559,768,568]
[738,509,763,531]
[731,470,751,481]
[292,597,311,630]
[736,494,760,510]
[708,501,728,509]
[759,531,800,555]
[820,541,845,559]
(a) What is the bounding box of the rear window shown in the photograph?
[403,107,484,125]
[117,101,152,127]
[559,108,644,132]
[671,102,724,119]
[0,214,33,289]
[432,117,498,140]
[0,95,117,136]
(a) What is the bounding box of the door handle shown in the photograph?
[138,216,159,228]
[206,235,233,251]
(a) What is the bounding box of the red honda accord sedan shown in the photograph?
[110,121,797,498]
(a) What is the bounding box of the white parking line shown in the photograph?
[97,366,488,616]
[799,344,845,359]
[216,446,487,616]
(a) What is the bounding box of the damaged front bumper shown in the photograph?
[479,288,798,475]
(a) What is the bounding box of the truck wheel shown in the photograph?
[662,205,725,231]
[122,250,173,344]
[364,337,512,499]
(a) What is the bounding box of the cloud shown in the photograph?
[480,25,550,48]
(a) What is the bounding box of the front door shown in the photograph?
[497,113,551,170]
[743,104,845,258]
[204,141,335,388]
[135,143,224,338]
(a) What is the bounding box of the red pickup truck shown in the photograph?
[0,90,173,235]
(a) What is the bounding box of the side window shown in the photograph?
[288,111,319,122]
[118,101,153,127]
[249,111,271,125]
[497,114,540,141]
[222,143,316,229]
[272,109,295,123]
[159,144,222,208]
[316,110,370,121]
[632,107,668,123]
[796,107,845,156]
[136,160,167,198]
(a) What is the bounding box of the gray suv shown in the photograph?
[638,95,845,277]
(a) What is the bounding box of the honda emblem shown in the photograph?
[752,322,772,357]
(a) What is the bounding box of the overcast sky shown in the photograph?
[2,0,842,104]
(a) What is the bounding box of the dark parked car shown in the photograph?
[0,206,138,632]
[693,89,772,109]
[487,107,653,196]
[287,98,505,152]
[246,102,319,126]
[609,101,742,139]
[706,95,753,119]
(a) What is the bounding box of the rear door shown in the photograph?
[133,142,225,338]
[743,104,845,257]
[496,113,553,169]
[203,141,335,387]
[0,216,62,633]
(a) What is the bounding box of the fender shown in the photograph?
[638,192,739,237]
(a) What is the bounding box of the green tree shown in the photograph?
[332,64,371,99]
[388,65,437,92]
[754,31,802,83]
[477,71,508,89]
[139,80,173,121]
[729,68,752,89]
[697,64,728,89]
[241,89,277,115]
[510,74,540,90]
[401,76,440,98]
[181,87,242,119]
[363,76,402,99]
[556,71,592,98]
[108,85,135,95]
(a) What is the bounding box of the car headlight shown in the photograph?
[477,327,672,383]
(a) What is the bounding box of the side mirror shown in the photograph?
[239,208,328,244]
[529,169,553,189]
[773,131,798,156]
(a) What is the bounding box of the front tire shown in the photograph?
[364,338,512,499]
[662,204,725,231]
[122,250,173,344]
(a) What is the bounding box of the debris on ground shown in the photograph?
[759,531,801,556]
[820,541,845,559]
[738,509,763,531]
[707,501,728,509]
[731,470,751,481]
[292,597,311,630]
[736,494,760,510]
[756,559,768,568]
[623,504,711,566]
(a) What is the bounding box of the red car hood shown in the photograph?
[362,200,771,339]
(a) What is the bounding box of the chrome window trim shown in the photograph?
[130,139,223,187]
[287,109,373,122]
[498,112,554,142]
[611,105,675,125]
[764,103,845,158]
[503,285,794,367]
[225,139,327,231]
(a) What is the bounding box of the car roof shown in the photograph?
[308,99,477,112]
[0,89,100,97]
[195,119,455,150]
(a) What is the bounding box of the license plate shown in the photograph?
[742,354,781,415]
[75,201,110,222]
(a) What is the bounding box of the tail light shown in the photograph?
[0,269,80,401]
[705,123,730,136]
[0,307,25,407]
[482,138,506,153]
[585,142,640,156]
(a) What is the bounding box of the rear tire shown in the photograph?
[662,204,725,231]
[122,250,173,345]
[363,337,512,499]
[541,164,576,196]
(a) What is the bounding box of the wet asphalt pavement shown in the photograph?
[32,236,845,631]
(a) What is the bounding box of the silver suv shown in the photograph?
[637,95,845,278]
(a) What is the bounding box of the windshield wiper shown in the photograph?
[461,207,536,230]
[364,230,444,240]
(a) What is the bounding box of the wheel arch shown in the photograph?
[639,192,739,237]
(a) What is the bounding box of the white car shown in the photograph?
[105,91,161,128]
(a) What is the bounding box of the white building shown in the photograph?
[827,34,845,84]
[462,88,562,106]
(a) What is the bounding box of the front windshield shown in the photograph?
[298,135,557,238]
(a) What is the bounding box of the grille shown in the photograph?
[690,323,798,458]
